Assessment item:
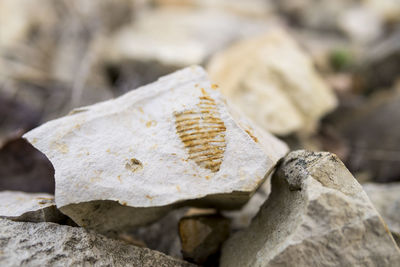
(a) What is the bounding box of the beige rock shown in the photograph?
[0,219,195,267]
[364,0,400,23]
[221,150,400,267]
[24,66,288,234]
[207,29,337,136]
[0,191,67,223]
[179,212,230,264]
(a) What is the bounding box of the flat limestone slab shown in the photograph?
[0,191,66,223]
[221,150,400,267]
[23,66,288,233]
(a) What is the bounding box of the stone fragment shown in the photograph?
[179,211,230,265]
[207,29,337,136]
[364,0,400,23]
[153,0,274,17]
[23,66,288,234]
[363,183,400,234]
[338,7,383,43]
[106,7,273,67]
[221,150,400,267]
[0,219,196,267]
[0,191,67,223]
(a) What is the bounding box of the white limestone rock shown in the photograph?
[153,0,275,18]
[207,29,337,136]
[23,66,288,233]
[0,191,67,223]
[0,219,196,267]
[106,7,274,67]
[221,150,400,267]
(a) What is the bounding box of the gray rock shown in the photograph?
[0,191,67,223]
[364,183,400,234]
[106,7,273,67]
[221,150,400,267]
[0,218,196,267]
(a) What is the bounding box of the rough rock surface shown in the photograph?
[0,219,195,267]
[179,212,230,264]
[207,29,337,136]
[221,150,400,267]
[0,191,67,223]
[364,183,400,234]
[23,66,288,233]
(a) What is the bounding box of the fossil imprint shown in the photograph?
[175,92,226,173]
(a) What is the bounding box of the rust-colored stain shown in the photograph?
[245,129,258,143]
[174,90,226,173]
[146,120,157,128]
[125,158,143,172]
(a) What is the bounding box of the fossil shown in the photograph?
[175,92,226,173]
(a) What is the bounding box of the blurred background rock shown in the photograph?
[1,0,399,209]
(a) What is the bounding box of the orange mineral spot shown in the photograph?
[174,95,226,173]
[211,84,219,90]
[125,158,143,172]
[245,129,259,143]
[146,120,157,128]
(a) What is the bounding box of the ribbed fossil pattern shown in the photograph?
[175,94,226,172]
